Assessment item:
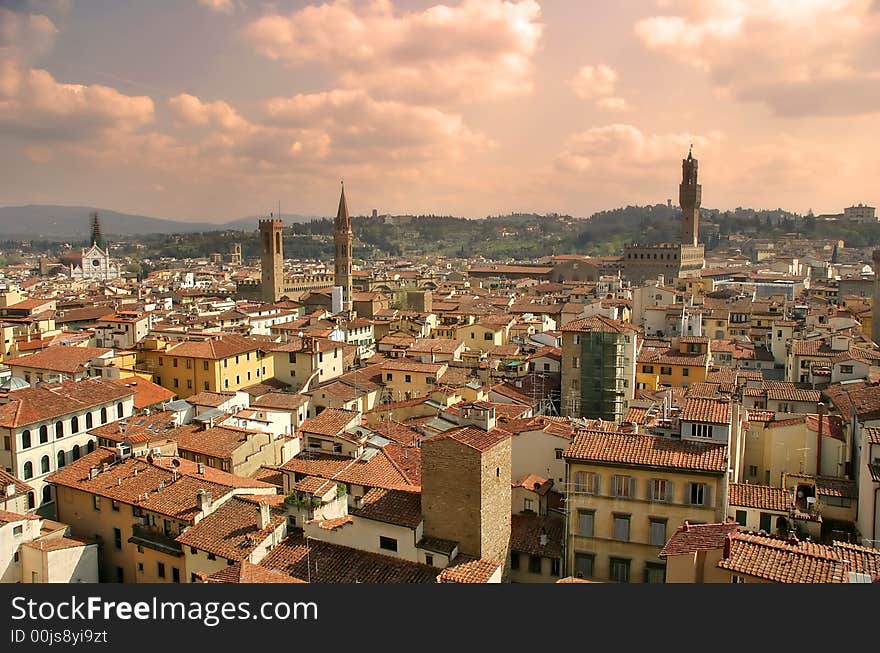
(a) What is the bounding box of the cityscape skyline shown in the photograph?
[1,1,879,222]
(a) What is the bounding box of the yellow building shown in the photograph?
[380,359,448,402]
[637,336,710,390]
[563,429,728,583]
[140,334,272,399]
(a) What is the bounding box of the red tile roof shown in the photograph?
[729,483,792,512]
[298,409,360,437]
[564,430,728,473]
[422,425,511,453]
[7,346,112,374]
[111,378,176,409]
[660,521,741,557]
[350,487,422,529]
[437,558,501,583]
[0,378,133,427]
[680,398,731,425]
[176,496,285,560]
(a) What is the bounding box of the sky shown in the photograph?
[1,0,879,223]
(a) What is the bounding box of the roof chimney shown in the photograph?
[197,462,205,475]
[196,488,213,513]
[88,466,99,480]
[258,502,271,530]
[6,482,17,497]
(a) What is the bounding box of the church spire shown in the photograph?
[90,210,105,249]
[333,180,353,315]
[336,180,351,232]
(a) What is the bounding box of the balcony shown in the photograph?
[128,524,184,557]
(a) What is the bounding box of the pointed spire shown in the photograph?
[336,179,350,230]
[687,143,693,160]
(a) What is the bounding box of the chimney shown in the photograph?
[88,466,99,480]
[196,489,213,512]
[197,462,205,475]
[258,502,271,530]
[6,482,17,497]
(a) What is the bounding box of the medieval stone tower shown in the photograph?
[872,249,880,346]
[259,217,285,303]
[334,182,353,314]
[680,146,701,247]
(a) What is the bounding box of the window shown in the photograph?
[555,448,563,460]
[40,455,49,474]
[577,510,595,537]
[690,423,714,439]
[21,430,31,449]
[425,554,434,567]
[748,465,758,477]
[645,563,666,584]
[204,381,209,391]
[203,361,209,371]
[379,536,398,552]
[187,379,193,390]
[612,475,634,498]
[72,444,81,460]
[573,553,594,579]
[207,553,216,561]
[550,559,561,576]
[682,368,689,377]
[172,567,180,583]
[112,500,120,512]
[100,407,108,424]
[731,575,745,583]
[71,416,79,433]
[610,558,631,583]
[641,365,654,374]
[511,553,520,570]
[57,450,65,468]
[13,524,23,536]
[138,563,144,573]
[113,528,122,549]
[86,412,93,429]
[157,562,166,579]
[27,492,35,510]
[529,556,542,574]
[573,471,600,495]
[524,498,534,513]
[405,375,411,383]
[650,479,672,502]
[185,359,191,369]
[735,510,747,526]
[173,378,179,389]
[173,358,178,368]
[572,356,579,369]
[840,365,854,374]
[55,421,64,438]
[688,483,708,506]
[484,333,493,341]
[23,461,33,480]
[39,425,48,443]
[660,366,672,375]
[93,495,101,511]
[649,519,667,546]
[613,515,630,541]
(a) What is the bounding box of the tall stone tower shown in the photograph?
[334,182,353,314]
[90,210,105,249]
[259,217,284,303]
[680,146,701,247]
[872,250,880,346]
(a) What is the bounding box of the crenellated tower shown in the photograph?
[259,217,285,303]
[680,146,701,247]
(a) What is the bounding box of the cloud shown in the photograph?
[555,123,717,176]
[196,0,242,14]
[0,7,58,63]
[0,62,155,140]
[570,64,618,99]
[595,96,629,112]
[634,0,880,116]
[243,0,543,105]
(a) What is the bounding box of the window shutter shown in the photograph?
[685,482,693,505]
[610,475,618,497]
[648,479,655,501]
[592,473,600,495]
[629,477,637,500]
[704,484,712,508]
[666,481,674,503]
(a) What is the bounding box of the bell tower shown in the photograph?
[259,217,285,302]
[680,146,701,247]
[334,181,353,314]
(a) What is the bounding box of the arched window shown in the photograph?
[39,425,48,443]
[100,407,108,424]
[87,440,95,453]
[27,492,35,510]
[42,486,52,504]
[117,402,124,418]
[23,461,33,479]
[57,450,66,468]
[55,421,63,439]
[86,412,93,429]
[40,455,50,474]
[72,445,81,461]
[22,430,31,449]
[71,416,79,433]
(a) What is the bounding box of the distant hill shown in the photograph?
[0,205,318,239]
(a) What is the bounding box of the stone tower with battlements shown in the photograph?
[259,218,285,303]
[680,146,701,247]
[334,182,353,314]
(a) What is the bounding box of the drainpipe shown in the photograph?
[816,403,824,477]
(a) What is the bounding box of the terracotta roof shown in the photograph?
[422,425,511,453]
[350,487,422,528]
[437,558,501,583]
[205,560,303,584]
[660,521,741,557]
[560,315,635,334]
[110,378,176,409]
[680,398,731,425]
[176,496,285,560]
[251,392,310,411]
[564,430,728,473]
[165,334,264,360]
[21,536,92,552]
[510,513,563,558]
[0,378,133,428]
[7,346,112,374]
[0,508,40,525]
[175,425,264,460]
[260,534,439,583]
[0,469,33,499]
[298,408,360,437]
[718,533,880,583]
[729,483,792,512]
[281,448,419,491]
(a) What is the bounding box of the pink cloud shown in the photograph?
[243,0,543,105]
[570,64,618,99]
[635,0,880,115]
[0,7,58,63]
